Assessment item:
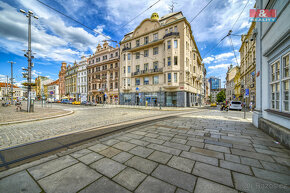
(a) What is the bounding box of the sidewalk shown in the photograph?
[0,103,70,124]
[0,111,289,193]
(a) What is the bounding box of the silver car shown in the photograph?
[229,101,242,111]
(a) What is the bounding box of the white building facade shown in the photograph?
[254,0,290,147]
[47,80,60,102]
[77,56,88,102]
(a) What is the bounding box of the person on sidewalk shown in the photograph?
[15,99,22,112]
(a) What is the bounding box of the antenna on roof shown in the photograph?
[168,0,177,13]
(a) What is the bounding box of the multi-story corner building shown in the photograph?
[35,76,53,99]
[59,62,67,99]
[77,56,88,102]
[65,62,78,99]
[119,12,204,107]
[234,69,241,101]
[0,83,23,100]
[254,0,289,147]
[210,88,225,103]
[87,41,120,104]
[239,22,256,107]
[46,79,59,101]
[205,78,210,104]
[208,76,221,90]
[226,65,240,101]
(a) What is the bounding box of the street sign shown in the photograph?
[136,87,139,91]
[50,91,54,95]
[245,89,249,97]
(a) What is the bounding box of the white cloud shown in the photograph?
[215,52,234,60]
[31,70,42,78]
[203,56,214,64]
[0,74,8,82]
[208,63,230,69]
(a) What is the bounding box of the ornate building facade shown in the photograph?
[87,41,119,104]
[65,62,78,99]
[77,56,88,102]
[58,62,67,99]
[119,12,204,107]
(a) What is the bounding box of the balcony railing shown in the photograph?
[131,68,163,76]
[163,32,179,39]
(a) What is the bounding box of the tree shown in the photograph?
[216,90,226,102]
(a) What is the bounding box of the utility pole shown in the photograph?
[20,9,38,112]
[6,75,8,101]
[8,61,15,105]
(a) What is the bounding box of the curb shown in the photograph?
[0,110,74,126]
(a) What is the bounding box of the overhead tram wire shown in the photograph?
[188,0,215,24]
[119,0,161,30]
[201,0,250,59]
[35,0,110,40]
[229,35,239,66]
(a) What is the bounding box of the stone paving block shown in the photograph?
[70,149,92,158]
[272,156,290,167]
[232,144,255,152]
[78,152,104,165]
[135,176,176,193]
[90,158,126,178]
[152,164,196,192]
[176,188,190,193]
[180,151,218,166]
[205,144,230,153]
[253,143,270,150]
[131,131,147,136]
[0,171,41,193]
[38,163,101,193]
[142,137,165,144]
[167,156,195,173]
[146,133,159,138]
[88,143,108,152]
[220,160,252,175]
[28,155,78,180]
[189,147,224,159]
[125,133,144,139]
[112,152,134,163]
[187,137,204,142]
[240,156,262,168]
[148,151,172,164]
[163,141,190,151]
[252,167,290,185]
[129,139,150,146]
[233,172,289,193]
[129,146,154,158]
[170,138,187,144]
[147,143,181,155]
[225,154,240,163]
[186,140,204,148]
[113,167,147,191]
[102,139,120,146]
[193,162,233,187]
[231,148,274,162]
[157,135,172,141]
[80,176,130,193]
[260,160,290,175]
[118,136,132,141]
[125,156,158,174]
[99,147,121,158]
[113,141,136,151]
[255,148,290,158]
[194,177,238,193]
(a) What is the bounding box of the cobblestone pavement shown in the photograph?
[0,101,68,123]
[0,105,184,149]
[0,110,289,193]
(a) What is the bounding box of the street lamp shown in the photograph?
[19,9,38,112]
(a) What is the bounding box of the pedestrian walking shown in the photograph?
[15,99,22,112]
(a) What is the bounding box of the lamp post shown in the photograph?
[19,9,38,112]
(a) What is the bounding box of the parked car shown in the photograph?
[229,101,242,111]
[61,99,69,104]
[81,101,87,105]
[210,103,217,107]
[72,101,81,105]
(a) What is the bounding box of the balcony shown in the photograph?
[131,68,163,77]
[129,39,164,52]
[163,32,179,39]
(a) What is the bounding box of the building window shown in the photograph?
[193,53,195,60]
[136,78,140,85]
[123,79,126,86]
[174,26,178,32]
[115,52,118,56]
[128,66,131,73]
[115,82,118,89]
[168,73,171,83]
[136,52,140,59]
[174,40,178,48]
[270,60,280,110]
[169,27,173,32]
[282,53,289,111]
[136,65,140,72]
[123,54,126,61]
[123,67,126,73]
[103,55,107,60]
[165,29,168,34]
[111,53,113,58]
[168,57,171,66]
[128,78,131,86]
[115,63,118,68]
[144,50,148,57]
[144,77,149,85]
[136,39,140,47]
[153,33,158,41]
[144,63,149,71]
[174,73,177,83]
[110,83,113,89]
[167,40,171,49]
[153,61,158,70]
[128,53,131,60]
[144,36,149,45]
[110,63,113,69]
[153,75,159,84]
[174,56,178,65]
[153,47,158,55]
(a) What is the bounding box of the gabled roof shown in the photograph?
[0,82,19,88]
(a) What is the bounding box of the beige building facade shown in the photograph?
[226,65,240,102]
[239,22,256,107]
[65,62,78,99]
[120,12,204,107]
[87,42,119,104]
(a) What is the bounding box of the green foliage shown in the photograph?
[216,90,226,102]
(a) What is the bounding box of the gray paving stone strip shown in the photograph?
[167,156,195,173]
[135,176,176,193]
[180,151,218,166]
[125,156,158,174]
[231,148,274,162]
[189,146,224,159]
[252,167,290,185]
[148,151,172,164]
[129,146,154,158]
[194,178,238,193]
[113,141,137,151]
[220,160,252,175]
[38,163,101,193]
[78,152,104,165]
[90,157,126,178]
[147,143,181,155]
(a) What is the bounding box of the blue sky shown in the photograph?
[0,0,255,87]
